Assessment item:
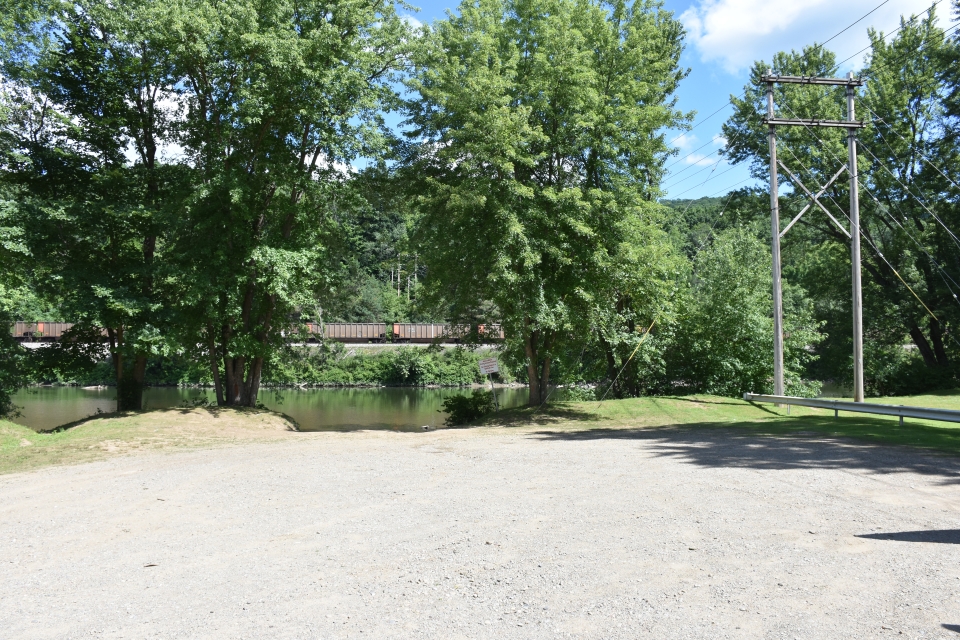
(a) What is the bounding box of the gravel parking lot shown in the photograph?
[2,425,960,639]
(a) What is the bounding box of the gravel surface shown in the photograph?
[3,426,960,639]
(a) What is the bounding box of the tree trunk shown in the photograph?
[245,357,264,407]
[909,323,939,368]
[207,325,224,405]
[524,322,540,406]
[929,318,949,367]
[539,355,551,405]
[117,354,147,412]
[597,330,617,382]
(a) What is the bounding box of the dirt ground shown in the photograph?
[2,423,960,639]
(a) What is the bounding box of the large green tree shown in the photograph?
[161,0,411,406]
[1,0,183,410]
[403,0,687,405]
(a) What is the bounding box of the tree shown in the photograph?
[160,0,411,406]
[667,228,822,396]
[403,0,687,405]
[1,0,183,411]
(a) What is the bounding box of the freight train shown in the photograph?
[11,322,504,344]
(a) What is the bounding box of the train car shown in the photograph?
[12,321,75,341]
[391,323,456,343]
[478,324,505,340]
[324,323,387,343]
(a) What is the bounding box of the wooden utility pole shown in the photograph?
[761,72,865,401]
[846,72,865,402]
[766,72,785,397]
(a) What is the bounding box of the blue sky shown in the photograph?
[395,0,949,199]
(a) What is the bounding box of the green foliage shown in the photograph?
[0,310,29,417]
[263,346,508,387]
[667,229,823,397]
[403,0,688,405]
[441,389,495,426]
[159,0,413,406]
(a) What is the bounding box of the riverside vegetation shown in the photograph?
[37,345,513,389]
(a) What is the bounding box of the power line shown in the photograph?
[867,107,960,194]
[664,136,724,171]
[664,0,949,164]
[816,0,893,52]
[661,153,724,189]
[775,100,960,330]
[664,1,955,202]
[777,134,947,325]
[857,141,960,251]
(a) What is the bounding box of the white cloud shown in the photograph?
[681,0,942,74]
[400,14,424,29]
[673,133,698,149]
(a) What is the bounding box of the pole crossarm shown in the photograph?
[777,160,852,239]
[763,117,865,129]
[760,74,864,87]
[779,164,847,238]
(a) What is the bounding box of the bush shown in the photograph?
[441,389,495,426]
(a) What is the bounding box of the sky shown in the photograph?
[395,0,952,200]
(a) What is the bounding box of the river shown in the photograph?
[9,386,529,432]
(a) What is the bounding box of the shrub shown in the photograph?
[441,389,495,426]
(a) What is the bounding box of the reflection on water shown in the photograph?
[9,386,528,432]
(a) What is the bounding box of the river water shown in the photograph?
[9,386,529,432]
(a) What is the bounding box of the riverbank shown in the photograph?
[4,392,960,475]
[0,407,298,474]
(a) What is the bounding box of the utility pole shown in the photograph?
[847,71,865,402]
[766,71,785,397]
[761,72,865,401]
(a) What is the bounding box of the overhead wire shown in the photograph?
[857,141,960,251]
[768,38,960,299]
[774,100,960,339]
[662,0,952,186]
[776,130,945,325]
[867,108,960,193]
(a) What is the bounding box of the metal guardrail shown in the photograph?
[744,393,960,426]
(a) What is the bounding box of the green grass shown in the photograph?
[486,392,960,455]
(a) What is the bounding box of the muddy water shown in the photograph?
[9,386,528,432]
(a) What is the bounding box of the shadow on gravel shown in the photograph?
[943,624,960,633]
[531,421,960,483]
[858,530,960,544]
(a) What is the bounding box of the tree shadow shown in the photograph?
[486,405,603,427]
[531,418,960,482]
[42,405,301,433]
[858,530,960,544]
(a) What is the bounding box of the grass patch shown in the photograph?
[485,393,960,455]
[0,407,299,475]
